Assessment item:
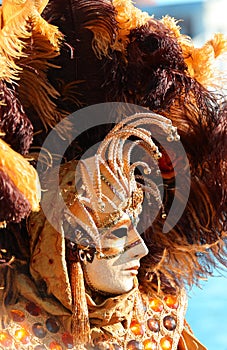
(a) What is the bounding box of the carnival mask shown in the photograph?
[82,212,148,295]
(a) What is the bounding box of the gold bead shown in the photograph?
[167,135,174,142]
[14,328,30,344]
[0,331,13,347]
[130,319,145,335]
[49,341,63,350]
[164,295,179,309]
[149,298,164,312]
[160,336,172,350]
[143,338,158,350]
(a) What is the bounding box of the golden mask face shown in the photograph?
[83,213,148,295]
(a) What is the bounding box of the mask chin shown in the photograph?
[81,250,137,296]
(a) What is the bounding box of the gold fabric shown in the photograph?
[3,282,200,350]
[87,286,188,350]
[28,161,78,314]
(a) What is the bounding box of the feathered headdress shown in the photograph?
[0,0,63,130]
[0,0,226,319]
[40,0,227,289]
[0,0,64,225]
[42,0,227,111]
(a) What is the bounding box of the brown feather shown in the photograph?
[0,170,31,225]
[0,81,33,154]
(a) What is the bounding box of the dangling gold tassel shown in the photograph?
[0,251,17,329]
[70,259,91,346]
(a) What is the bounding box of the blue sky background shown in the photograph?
[186,273,227,350]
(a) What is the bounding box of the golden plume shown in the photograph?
[161,15,227,89]
[0,0,65,130]
[183,33,227,89]
[0,137,40,226]
[0,0,61,81]
[112,0,150,52]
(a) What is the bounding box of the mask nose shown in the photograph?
[127,226,149,259]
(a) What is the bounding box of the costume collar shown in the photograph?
[87,286,138,327]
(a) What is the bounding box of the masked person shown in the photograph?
[1,111,223,350]
[0,1,226,350]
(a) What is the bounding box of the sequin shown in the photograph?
[32,322,47,338]
[164,295,179,310]
[127,340,143,350]
[147,318,160,332]
[62,332,74,349]
[160,336,173,350]
[130,319,145,335]
[163,315,177,331]
[26,302,42,316]
[46,318,60,333]
[149,298,164,312]
[0,331,13,347]
[143,338,158,350]
[10,309,25,322]
[14,328,30,344]
[49,341,63,350]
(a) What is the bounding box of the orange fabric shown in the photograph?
[178,328,207,350]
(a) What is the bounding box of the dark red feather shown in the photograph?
[0,81,33,154]
[0,169,31,224]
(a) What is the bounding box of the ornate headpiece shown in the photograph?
[61,113,180,251]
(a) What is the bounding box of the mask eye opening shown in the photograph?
[110,227,128,239]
